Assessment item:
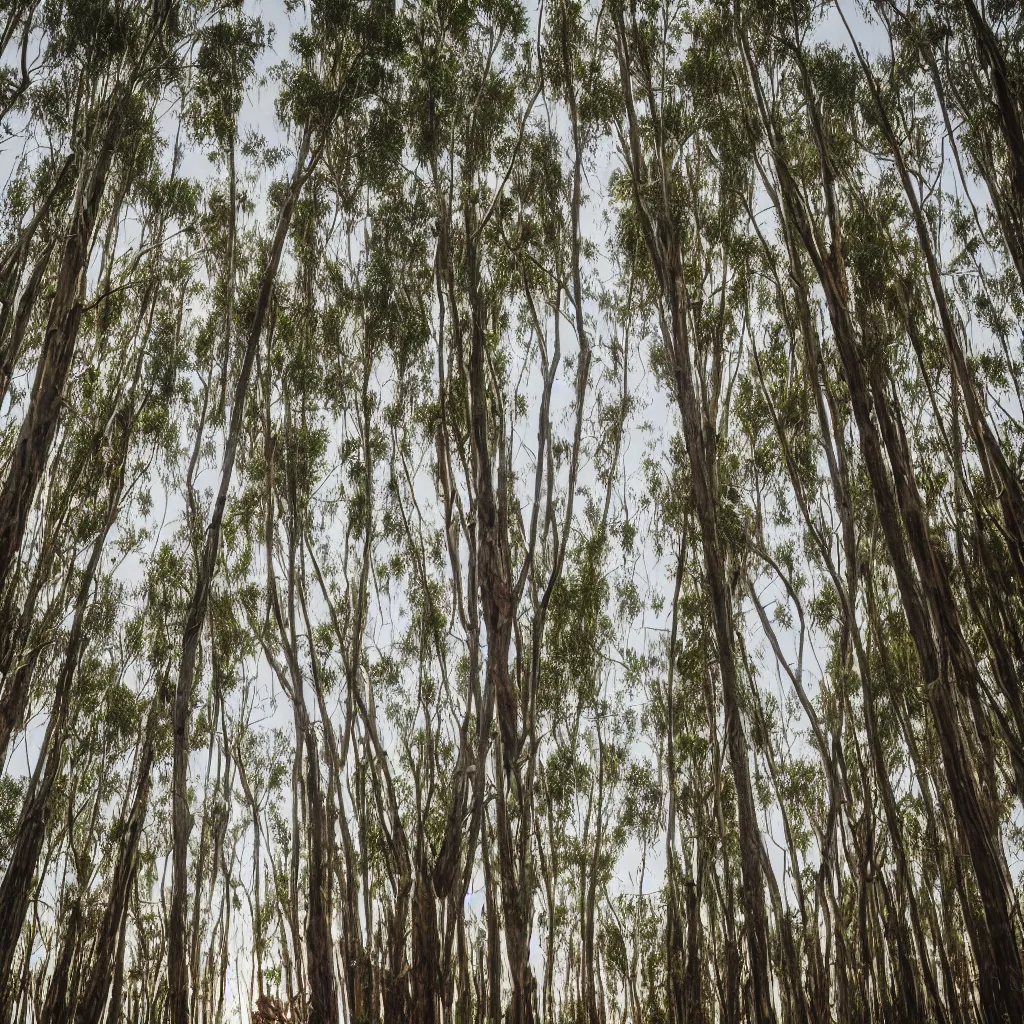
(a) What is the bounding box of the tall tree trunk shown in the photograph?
[0,108,122,599]
[737,23,1024,1019]
[0,445,128,1017]
[613,14,776,1021]
[167,127,313,1024]
[75,695,161,1024]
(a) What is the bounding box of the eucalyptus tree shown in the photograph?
[0,14,200,1003]
[731,7,1024,1019]
[0,0,189,601]
[0,229,187,1016]
[606,5,780,1020]
[164,2,401,1021]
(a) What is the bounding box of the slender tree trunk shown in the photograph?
[614,15,775,1021]
[167,127,313,1024]
[0,447,128,1016]
[0,107,122,599]
[76,696,161,1024]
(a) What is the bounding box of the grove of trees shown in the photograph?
[0,0,1023,1021]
